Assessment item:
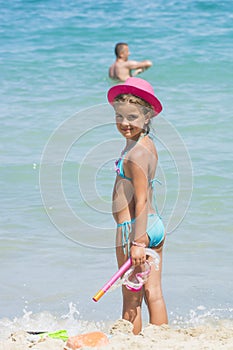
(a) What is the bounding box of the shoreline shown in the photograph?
[0,319,232,350]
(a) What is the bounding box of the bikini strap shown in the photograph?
[149,178,163,219]
[117,219,136,255]
[115,152,132,181]
[115,132,147,180]
[149,178,162,188]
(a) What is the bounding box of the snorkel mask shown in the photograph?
[122,260,151,291]
[121,248,160,292]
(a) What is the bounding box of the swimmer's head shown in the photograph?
[114,42,129,59]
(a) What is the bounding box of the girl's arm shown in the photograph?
[127,151,149,265]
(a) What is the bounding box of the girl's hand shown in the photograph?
[130,245,146,266]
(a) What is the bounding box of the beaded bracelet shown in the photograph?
[132,241,146,248]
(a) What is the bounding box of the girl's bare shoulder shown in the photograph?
[128,138,157,166]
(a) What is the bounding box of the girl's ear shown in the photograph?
[143,113,151,134]
[144,112,151,125]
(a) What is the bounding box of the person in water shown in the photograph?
[107,77,168,334]
[109,43,152,82]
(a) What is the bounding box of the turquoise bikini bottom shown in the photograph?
[117,214,165,254]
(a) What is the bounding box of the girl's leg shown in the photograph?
[143,244,168,325]
[116,228,143,334]
[122,284,143,335]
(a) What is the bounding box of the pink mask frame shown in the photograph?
[122,248,160,292]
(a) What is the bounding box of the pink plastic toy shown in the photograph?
[92,248,160,302]
[92,258,132,302]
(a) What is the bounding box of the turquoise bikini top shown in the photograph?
[115,152,132,181]
[114,140,162,221]
[115,151,161,188]
[115,133,162,188]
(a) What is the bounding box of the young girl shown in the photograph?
[107,77,168,334]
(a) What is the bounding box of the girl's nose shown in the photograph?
[121,118,129,126]
[121,118,129,125]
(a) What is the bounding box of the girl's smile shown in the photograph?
[114,101,148,140]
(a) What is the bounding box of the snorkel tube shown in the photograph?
[92,248,159,302]
[92,258,132,302]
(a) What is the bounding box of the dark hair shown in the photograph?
[114,42,128,57]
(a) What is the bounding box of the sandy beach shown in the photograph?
[0,319,232,350]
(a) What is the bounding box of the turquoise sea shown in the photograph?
[0,0,232,336]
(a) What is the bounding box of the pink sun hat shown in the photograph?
[107,77,162,117]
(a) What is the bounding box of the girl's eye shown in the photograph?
[115,114,138,122]
[127,115,138,121]
[115,115,123,121]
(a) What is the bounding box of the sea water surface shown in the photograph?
[0,0,232,335]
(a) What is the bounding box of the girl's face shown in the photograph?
[114,101,149,140]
